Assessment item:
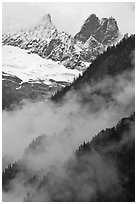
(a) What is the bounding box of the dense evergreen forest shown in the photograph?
[2,113,135,201]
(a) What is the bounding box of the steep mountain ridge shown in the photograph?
[94,17,119,45]
[74,14,100,43]
[2,13,121,71]
[2,13,122,109]
[74,14,120,46]
[51,35,135,103]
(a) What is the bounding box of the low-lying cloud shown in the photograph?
[2,65,135,201]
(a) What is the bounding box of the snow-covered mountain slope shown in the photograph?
[2,13,121,71]
[2,45,82,110]
[2,45,81,85]
[2,13,122,109]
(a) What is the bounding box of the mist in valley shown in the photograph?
[2,64,135,201]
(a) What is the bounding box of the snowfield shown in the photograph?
[2,45,82,85]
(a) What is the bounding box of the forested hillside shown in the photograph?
[2,113,135,201]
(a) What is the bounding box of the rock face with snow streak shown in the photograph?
[2,45,81,109]
[74,14,101,43]
[2,45,81,84]
[74,15,120,45]
[2,13,121,71]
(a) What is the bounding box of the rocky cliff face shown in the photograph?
[75,15,120,46]
[2,14,121,71]
[93,17,120,45]
[74,14,100,43]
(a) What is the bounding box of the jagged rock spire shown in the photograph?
[41,13,52,23]
[74,13,100,43]
[75,14,119,45]
[38,13,53,28]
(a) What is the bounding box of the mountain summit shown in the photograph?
[41,13,52,23]
[2,13,121,71]
[75,14,120,46]
[74,14,100,42]
[37,13,53,29]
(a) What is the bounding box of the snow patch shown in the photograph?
[2,45,81,85]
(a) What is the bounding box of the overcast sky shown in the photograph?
[2,2,135,35]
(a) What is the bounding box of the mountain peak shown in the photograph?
[84,13,100,25]
[108,16,119,29]
[41,13,52,23]
[100,16,118,26]
[36,13,55,30]
[87,13,98,19]
[74,14,100,42]
[108,16,117,21]
[75,14,120,45]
